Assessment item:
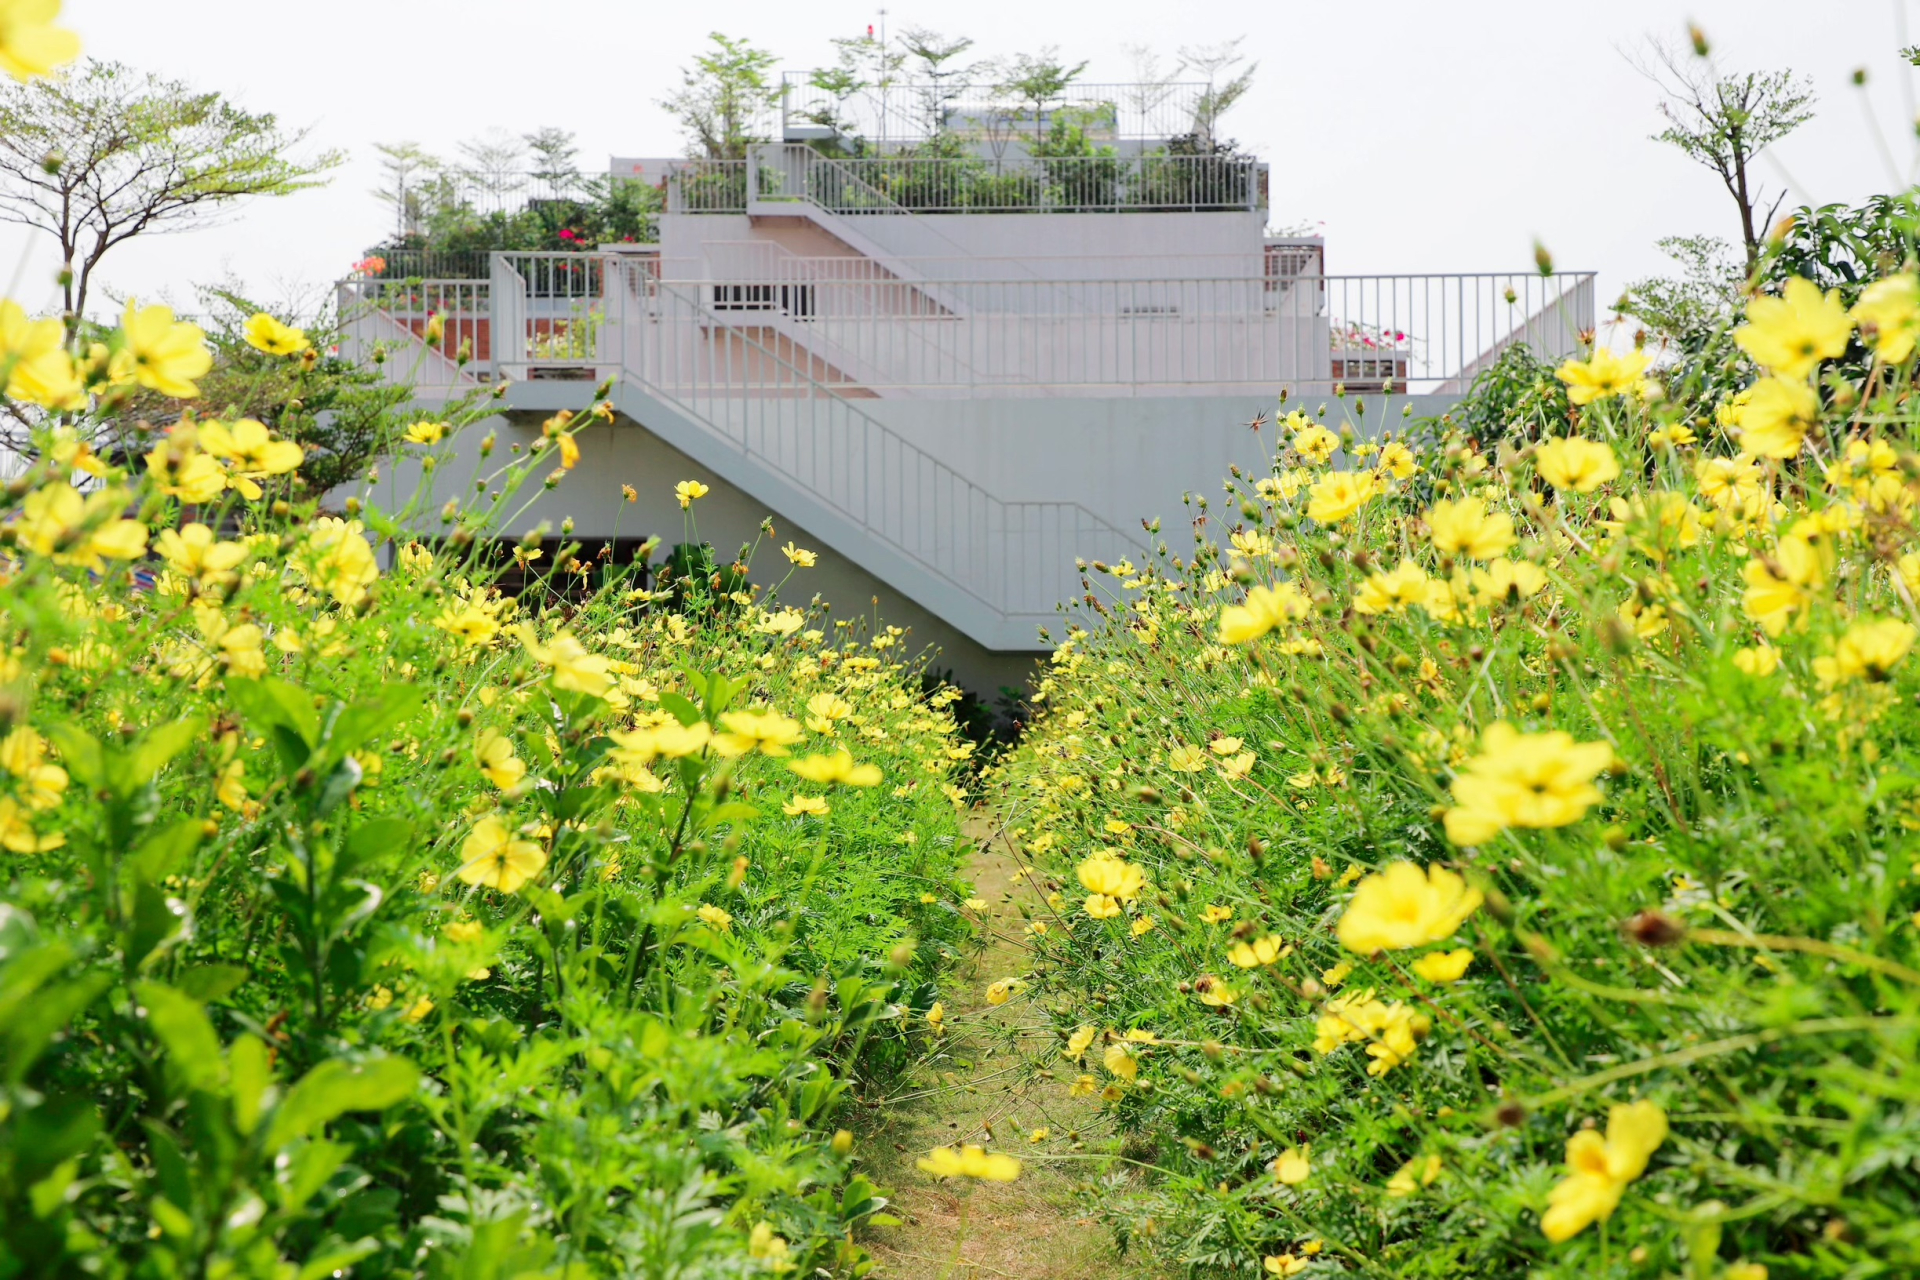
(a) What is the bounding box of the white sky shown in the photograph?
[6,0,1920,326]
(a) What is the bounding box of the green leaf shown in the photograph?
[134,982,225,1093]
[228,1034,273,1136]
[329,683,425,758]
[228,677,320,748]
[700,801,760,830]
[865,1212,904,1228]
[313,756,364,818]
[40,721,103,791]
[659,691,704,727]
[340,817,414,879]
[118,717,205,792]
[176,963,249,1004]
[267,1056,418,1148]
[127,882,188,970]
[127,818,204,886]
[2,971,109,1087]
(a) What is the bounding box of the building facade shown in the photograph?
[342,82,1595,690]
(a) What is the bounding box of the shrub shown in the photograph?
[991,273,1920,1278]
[0,304,973,1276]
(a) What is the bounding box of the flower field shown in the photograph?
[988,276,1920,1277]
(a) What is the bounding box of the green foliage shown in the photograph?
[1438,343,1572,448]
[992,338,1920,1276]
[660,34,781,161]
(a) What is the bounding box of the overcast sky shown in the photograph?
[6,0,1919,325]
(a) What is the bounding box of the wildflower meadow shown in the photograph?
[7,3,1920,1279]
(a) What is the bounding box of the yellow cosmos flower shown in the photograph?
[985,978,1024,1005]
[917,1145,1021,1181]
[155,523,249,587]
[1730,377,1819,460]
[1376,440,1418,479]
[1443,722,1612,846]
[557,433,580,470]
[519,628,613,698]
[1200,904,1233,924]
[455,815,548,895]
[1410,948,1474,983]
[1271,1145,1311,1185]
[713,708,806,756]
[475,729,526,790]
[1102,1041,1138,1080]
[15,483,147,570]
[782,793,830,817]
[1229,935,1284,968]
[404,421,449,445]
[1851,273,1920,364]
[144,434,228,504]
[1305,469,1376,524]
[122,300,213,398]
[1292,424,1340,465]
[1740,533,1825,636]
[197,419,303,498]
[296,517,379,606]
[1218,582,1309,644]
[242,312,309,356]
[1077,853,1145,919]
[1387,1154,1444,1197]
[1264,1254,1308,1276]
[1337,862,1483,953]
[0,0,80,82]
[1732,645,1780,677]
[0,795,63,852]
[782,541,817,567]
[1555,346,1652,405]
[1734,276,1851,379]
[1425,497,1515,561]
[1351,558,1429,615]
[787,748,883,786]
[675,479,710,509]
[695,904,733,931]
[1065,1025,1097,1061]
[1469,558,1548,605]
[1540,1101,1668,1243]
[433,606,501,647]
[1812,617,1915,688]
[1695,454,1766,515]
[1533,437,1620,493]
[0,299,82,408]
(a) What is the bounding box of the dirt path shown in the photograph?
[857,815,1130,1279]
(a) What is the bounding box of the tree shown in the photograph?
[1619,233,1745,351]
[1179,37,1256,148]
[997,49,1089,147]
[0,61,342,328]
[373,141,441,241]
[900,28,978,137]
[1634,37,1815,274]
[660,34,780,160]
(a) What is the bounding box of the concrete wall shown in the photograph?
[363,411,1049,696]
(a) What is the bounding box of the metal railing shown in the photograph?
[779,75,1215,147]
[336,278,492,389]
[753,144,1260,215]
[665,159,751,213]
[480,252,1140,619]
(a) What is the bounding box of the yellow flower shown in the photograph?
[1443,722,1612,846]
[1376,440,1418,479]
[1218,582,1309,644]
[197,419,303,498]
[1293,424,1340,464]
[782,793,830,817]
[15,483,147,570]
[155,523,249,587]
[1812,617,1915,687]
[121,300,212,397]
[0,299,82,408]
[925,1001,946,1033]
[696,904,733,932]
[916,1145,1021,1181]
[556,432,580,470]
[1695,454,1766,515]
[1077,854,1145,919]
[0,0,80,82]
[1533,437,1620,493]
[144,435,228,504]
[1102,1041,1138,1080]
[1732,645,1780,677]
[1197,976,1237,1006]
[443,920,484,945]
[675,479,710,509]
[1540,1101,1668,1242]
[787,748,883,787]
[748,1222,793,1272]
[1337,862,1483,953]
[1264,1255,1308,1277]
[711,707,805,757]
[296,517,379,606]
[1168,743,1207,773]
[1410,948,1474,983]
[1386,1154,1444,1197]
[1200,904,1233,924]
[985,978,1024,1005]
[1305,469,1376,523]
[1735,276,1851,379]
[0,795,61,852]
[1556,346,1652,405]
[404,420,449,445]
[456,815,548,894]
[403,995,434,1023]
[475,729,526,790]
[1730,377,1819,460]
[1851,273,1920,364]
[1069,1073,1097,1096]
[242,312,309,356]
[433,606,501,647]
[1272,1145,1311,1185]
[1065,1025,1097,1061]
[1352,558,1431,615]
[1741,533,1825,636]
[1228,935,1284,968]
[519,628,613,698]
[1426,497,1515,561]
[1469,558,1548,605]
[782,541,817,567]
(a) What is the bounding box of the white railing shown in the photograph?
[780,75,1216,147]
[335,278,492,390]
[750,143,1260,215]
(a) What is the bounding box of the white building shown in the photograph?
[343,79,1594,690]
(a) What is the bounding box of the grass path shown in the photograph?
[856,815,1137,1279]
